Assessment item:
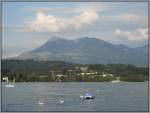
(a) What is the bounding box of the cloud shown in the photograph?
[21,3,147,33]
[114,27,148,41]
[24,11,147,33]
[25,12,66,32]
[22,3,112,32]
[25,10,99,32]
[69,11,99,28]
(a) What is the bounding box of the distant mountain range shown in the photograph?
[17,37,148,66]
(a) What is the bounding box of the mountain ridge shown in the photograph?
[17,37,148,66]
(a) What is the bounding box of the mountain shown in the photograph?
[17,37,148,66]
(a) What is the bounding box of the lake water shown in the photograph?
[1,82,149,112]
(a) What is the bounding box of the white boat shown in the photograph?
[111,77,121,83]
[80,93,95,99]
[111,80,120,83]
[38,100,44,105]
[59,100,64,104]
[5,78,15,88]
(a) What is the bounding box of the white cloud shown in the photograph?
[70,11,99,28]
[25,10,99,32]
[26,12,66,32]
[22,3,147,33]
[114,27,148,41]
[22,3,111,32]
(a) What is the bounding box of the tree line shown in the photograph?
[1,60,149,82]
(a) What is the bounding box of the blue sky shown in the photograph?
[2,2,148,58]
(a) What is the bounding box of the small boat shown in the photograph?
[59,100,64,104]
[80,93,95,99]
[5,78,15,88]
[111,77,121,83]
[38,100,44,105]
[110,80,120,83]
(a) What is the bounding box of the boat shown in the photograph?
[5,78,15,88]
[38,100,44,105]
[80,93,95,99]
[110,80,120,83]
[111,77,121,83]
[59,100,64,104]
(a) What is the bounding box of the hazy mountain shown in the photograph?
[17,37,148,66]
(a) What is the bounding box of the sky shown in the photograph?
[2,2,148,58]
